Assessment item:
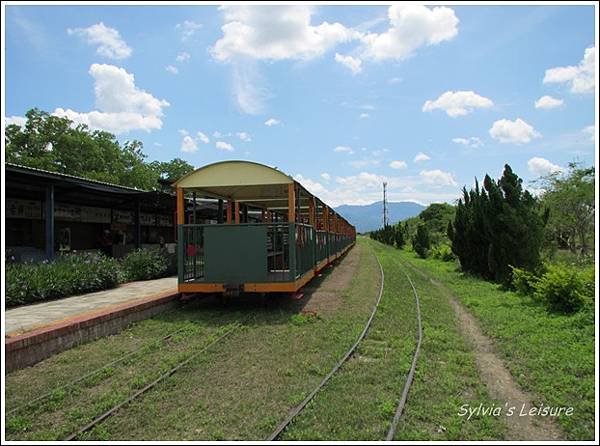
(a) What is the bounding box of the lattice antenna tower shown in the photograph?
[383,181,388,227]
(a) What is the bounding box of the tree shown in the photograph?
[412,223,431,258]
[5,108,194,192]
[537,163,595,256]
[448,165,547,284]
[394,222,406,249]
[418,202,455,246]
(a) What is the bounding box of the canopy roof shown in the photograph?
[175,160,353,228]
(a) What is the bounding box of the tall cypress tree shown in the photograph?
[448,164,547,284]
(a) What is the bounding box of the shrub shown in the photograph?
[511,266,541,296]
[412,224,431,259]
[5,252,121,307]
[431,244,455,262]
[533,263,593,313]
[121,248,169,282]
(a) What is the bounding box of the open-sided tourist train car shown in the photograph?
[174,160,355,295]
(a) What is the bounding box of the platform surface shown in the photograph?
[5,277,177,336]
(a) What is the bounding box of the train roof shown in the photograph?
[174,160,353,227]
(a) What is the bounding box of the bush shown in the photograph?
[431,244,455,262]
[121,248,169,282]
[511,266,541,296]
[5,252,121,307]
[412,224,431,259]
[533,264,593,313]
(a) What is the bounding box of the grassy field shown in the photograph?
[394,247,595,441]
[6,237,591,440]
[281,239,506,440]
[5,241,382,440]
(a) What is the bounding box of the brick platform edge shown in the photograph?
[5,289,179,372]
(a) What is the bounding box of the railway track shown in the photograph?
[266,252,423,441]
[6,325,190,417]
[63,322,243,441]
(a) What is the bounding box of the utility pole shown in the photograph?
[382,181,388,227]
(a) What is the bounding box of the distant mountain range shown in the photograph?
[335,201,425,234]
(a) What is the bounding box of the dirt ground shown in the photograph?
[403,261,563,441]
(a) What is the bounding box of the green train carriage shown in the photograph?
[175,161,355,295]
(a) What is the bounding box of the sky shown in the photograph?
[3,3,597,206]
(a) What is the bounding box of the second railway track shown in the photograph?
[266,250,423,441]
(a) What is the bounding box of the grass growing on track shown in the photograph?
[5,308,245,440]
[84,242,380,440]
[396,248,595,441]
[5,241,381,441]
[280,239,505,440]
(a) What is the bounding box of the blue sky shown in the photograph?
[4,4,597,206]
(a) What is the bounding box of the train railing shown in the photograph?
[178,223,354,285]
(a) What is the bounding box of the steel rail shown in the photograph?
[64,323,242,441]
[7,325,189,417]
[385,263,423,441]
[266,254,385,441]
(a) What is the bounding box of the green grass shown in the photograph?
[279,239,505,440]
[395,247,595,441]
[5,241,382,440]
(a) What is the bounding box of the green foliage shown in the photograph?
[536,162,595,257]
[533,264,592,313]
[419,203,455,245]
[412,223,431,258]
[5,252,121,307]
[5,108,194,190]
[510,266,540,296]
[431,244,455,262]
[512,263,594,314]
[448,164,547,284]
[370,222,407,249]
[121,248,169,282]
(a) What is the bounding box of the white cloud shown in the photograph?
[489,118,541,144]
[232,61,268,115]
[389,160,407,169]
[414,152,431,162]
[527,157,564,177]
[212,5,359,61]
[543,46,595,94]
[236,131,252,142]
[359,113,369,119]
[216,141,234,151]
[264,118,280,126]
[388,77,402,84]
[321,172,331,181]
[349,159,380,168]
[452,136,483,148]
[181,135,198,153]
[334,145,354,154]
[293,171,461,207]
[582,125,595,143]
[197,132,209,144]
[178,129,189,136]
[176,20,202,41]
[534,95,563,109]
[68,22,131,60]
[165,65,178,75]
[420,169,457,187]
[360,104,376,110]
[422,90,493,117]
[335,53,362,74]
[176,52,191,62]
[52,64,169,135]
[5,116,27,127]
[360,5,459,61]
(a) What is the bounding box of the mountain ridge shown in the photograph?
[335,201,425,233]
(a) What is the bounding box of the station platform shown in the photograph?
[5,277,178,372]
